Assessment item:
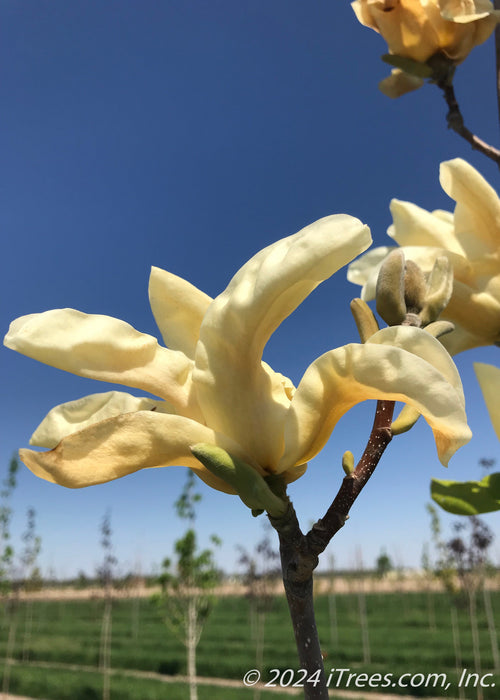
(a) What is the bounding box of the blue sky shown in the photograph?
[1,0,500,579]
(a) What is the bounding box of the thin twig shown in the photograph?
[437,79,500,168]
[306,400,395,559]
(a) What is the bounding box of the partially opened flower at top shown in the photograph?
[4,214,471,512]
[352,0,499,97]
[348,158,500,355]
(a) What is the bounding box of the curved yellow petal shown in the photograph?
[379,70,424,99]
[148,267,211,359]
[440,159,500,257]
[389,199,461,253]
[440,0,497,22]
[347,245,394,299]
[30,391,176,449]
[279,327,470,471]
[20,412,259,491]
[4,309,200,417]
[474,363,500,441]
[194,215,372,467]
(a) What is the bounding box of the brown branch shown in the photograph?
[306,399,395,559]
[268,399,396,698]
[437,79,500,168]
[269,503,328,700]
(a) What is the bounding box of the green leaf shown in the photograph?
[381,54,433,79]
[431,473,500,515]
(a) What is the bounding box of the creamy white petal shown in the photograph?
[378,70,424,99]
[4,309,201,418]
[30,391,176,448]
[440,159,500,257]
[474,362,500,441]
[279,327,470,470]
[389,199,462,254]
[20,412,259,491]
[148,267,211,359]
[440,0,497,23]
[347,246,394,292]
[194,215,372,467]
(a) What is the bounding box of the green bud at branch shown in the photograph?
[391,405,420,435]
[342,450,355,476]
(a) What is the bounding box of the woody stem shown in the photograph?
[437,77,500,168]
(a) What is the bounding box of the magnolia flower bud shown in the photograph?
[375,250,406,325]
[352,0,498,64]
[375,250,454,328]
[403,260,427,314]
[352,0,499,97]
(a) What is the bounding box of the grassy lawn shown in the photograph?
[0,590,497,699]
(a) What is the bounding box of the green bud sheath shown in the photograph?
[350,298,379,342]
[391,405,420,435]
[375,250,406,326]
[190,444,287,517]
[381,54,434,79]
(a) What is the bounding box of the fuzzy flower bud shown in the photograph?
[375,250,454,327]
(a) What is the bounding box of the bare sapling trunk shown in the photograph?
[450,605,465,700]
[482,586,499,671]
[99,598,112,700]
[187,596,198,700]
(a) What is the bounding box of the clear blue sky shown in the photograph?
[1,0,499,579]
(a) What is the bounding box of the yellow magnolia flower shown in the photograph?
[4,215,470,500]
[352,0,499,96]
[474,363,500,440]
[348,158,500,354]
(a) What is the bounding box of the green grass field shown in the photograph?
[0,589,498,699]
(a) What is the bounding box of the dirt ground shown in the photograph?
[13,572,500,601]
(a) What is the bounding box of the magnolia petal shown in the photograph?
[351,0,379,32]
[440,159,500,257]
[4,309,200,417]
[440,0,497,22]
[279,327,470,471]
[474,363,500,441]
[20,411,259,491]
[439,322,487,355]
[148,267,211,359]
[347,246,395,300]
[448,281,500,338]
[379,70,424,99]
[194,215,372,467]
[30,391,176,449]
[389,199,462,253]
